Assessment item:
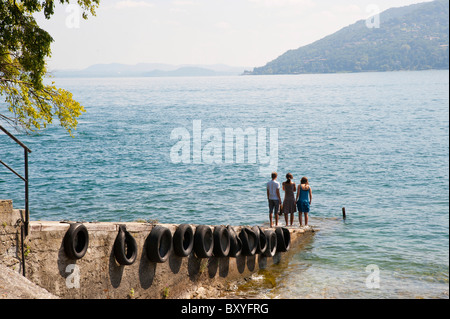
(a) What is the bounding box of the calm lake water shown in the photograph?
[1,70,448,298]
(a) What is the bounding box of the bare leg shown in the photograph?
[269,212,273,228]
[290,212,294,226]
[299,212,303,227]
[284,212,288,226]
[305,212,309,226]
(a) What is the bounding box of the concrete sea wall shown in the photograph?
[0,199,315,299]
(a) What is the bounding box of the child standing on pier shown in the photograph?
[282,173,297,226]
[296,177,312,227]
[267,172,282,227]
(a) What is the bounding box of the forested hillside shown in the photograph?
[250,0,449,74]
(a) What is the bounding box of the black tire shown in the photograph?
[227,225,242,257]
[63,223,89,260]
[213,226,230,257]
[173,224,194,257]
[252,226,268,255]
[113,225,137,265]
[193,225,214,258]
[263,230,277,257]
[275,227,291,252]
[239,227,257,256]
[145,226,173,263]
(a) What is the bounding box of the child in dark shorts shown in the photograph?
[267,172,281,227]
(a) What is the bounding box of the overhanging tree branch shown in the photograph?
[0,0,100,135]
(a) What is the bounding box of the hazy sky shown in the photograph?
[35,0,432,70]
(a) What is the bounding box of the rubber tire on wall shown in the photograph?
[252,226,267,255]
[275,227,291,252]
[213,226,230,257]
[239,227,257,256]
[263,230,277,257]
[63,223,89,260]
[227,225,242,257]
[145,226,173,263]
[173,224,194,257]
[193,225,214,258]
[113,225,138,266]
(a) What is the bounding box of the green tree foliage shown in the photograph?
[0,0,100,135]
[251,0,449,75]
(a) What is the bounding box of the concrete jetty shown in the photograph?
[0,199,316,299]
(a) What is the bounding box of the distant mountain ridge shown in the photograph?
[250,0,449,75]
[51,63,248,77]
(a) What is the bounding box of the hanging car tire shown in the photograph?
[252,226,268,255]
[275,227,291,252]
[213,226,230,257]
[113,225,137,266]
[263,230,277,257]
[145,226,173,263]
[227,225,242,257]
[239,227,257,256]
[63,223,89,260]
[173,224,194,257]
[193,225,214,258]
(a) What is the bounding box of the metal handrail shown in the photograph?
[0,125,32,153]
[0,124,31,276]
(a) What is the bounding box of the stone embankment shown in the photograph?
[0,199,315,299]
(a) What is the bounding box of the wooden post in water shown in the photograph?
[342,207,346,220]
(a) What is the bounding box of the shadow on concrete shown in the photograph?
[108,246,124,288]
[235,255,246,273]
[247,255,256,271]
[138,241,156,289]
[169,254,183,274]
[218,257,230,277]
[187,254,202,280]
